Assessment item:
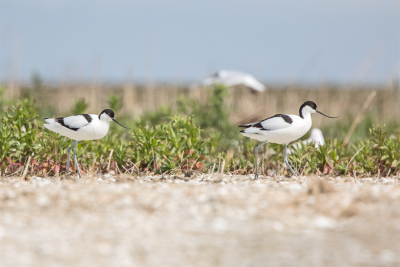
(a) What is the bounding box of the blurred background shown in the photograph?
[1,0,399,83]
[0,0,400,140]
[2,3,400,266]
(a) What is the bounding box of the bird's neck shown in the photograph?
[99,118,112,125]
[302,112,312,123]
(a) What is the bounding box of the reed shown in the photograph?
[17,82,399,130]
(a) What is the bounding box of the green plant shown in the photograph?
[177,84,240,151]
[71,98,89,115]
[108,94,123,112]
[131,116,210,173]
[1,91,400,178]
[136,106,173,127]
[0,98,39,174]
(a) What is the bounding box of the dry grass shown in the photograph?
[1,174,400,267]
[5,82,400,127]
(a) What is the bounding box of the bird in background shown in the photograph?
[288,128,325,153]
[239,101,338,178]
[43,109,129,178]
[200,70,266,92]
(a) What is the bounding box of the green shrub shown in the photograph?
[130,116,210,173]
[71,98,89,115]
[1,92,400,178]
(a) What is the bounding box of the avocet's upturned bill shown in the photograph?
[202,70,266,92]
[239,101,338,178]
[43,109,129,178]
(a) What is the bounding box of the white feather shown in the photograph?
[260,116,293,131]
[63,115,92,129]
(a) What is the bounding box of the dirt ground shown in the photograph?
[1,173,400,267]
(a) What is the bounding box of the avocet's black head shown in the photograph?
[99,109,130,129]
[299,101,339,119]
[99,109,115,119]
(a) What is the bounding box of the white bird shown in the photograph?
[201,70,266,92]
[289,128,325,152]
[239,101,338,178]
[43,109,129,178]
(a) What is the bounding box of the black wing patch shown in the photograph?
[56,117,80,131]
[81,114,92,123]
[266,114,292,124]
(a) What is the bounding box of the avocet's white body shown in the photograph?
[44,114,111,141]
[240,105,316,144]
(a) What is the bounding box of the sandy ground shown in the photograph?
[1,173,400,267]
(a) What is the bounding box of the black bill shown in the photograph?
[316,110,339,118]
[112,119,130,129]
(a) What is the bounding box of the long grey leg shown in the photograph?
[284,143,298,177]
[66,141,76,176]
[73,141,82,178]
[254,141,268,179]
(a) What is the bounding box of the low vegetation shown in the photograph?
[0,83,399,178]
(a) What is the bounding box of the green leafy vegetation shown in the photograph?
[0,84,400,178]
[71,99,89,115]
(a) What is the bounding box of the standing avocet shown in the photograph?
[239,101,338,178]
[44,109,129,178]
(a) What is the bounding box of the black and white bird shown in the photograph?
[239,101,338,178]
[44,109,129,178]
[201,70,266,92]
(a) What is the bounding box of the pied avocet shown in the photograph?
[44,109,129,178]
[239,101,338,178]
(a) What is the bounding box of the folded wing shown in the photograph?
[240,114,293,132]
[44,114,92,131]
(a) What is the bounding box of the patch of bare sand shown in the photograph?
[1,174,400,267]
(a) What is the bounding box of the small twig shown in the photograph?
[99,155,103,171]
[261,156,264,177]
[152,147,156,171]
[123,160,136,174]
[214,158,225,183]
[107,149,114,171]
[210,163,216,174]
[91,156,97,173]
[22,156,31,179]
[217,154,221,174]
[115,163,121,175]
[220,158,225,176]
[345,144,366,175]
[343,91,376,146]
[190,156,200,171]
[121,165,129,173]
[6,169,20,178]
